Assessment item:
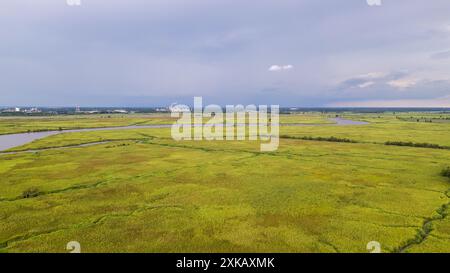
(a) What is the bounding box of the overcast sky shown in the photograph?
[1,0,450,107]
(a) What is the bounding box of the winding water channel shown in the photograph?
[0,118,368,152]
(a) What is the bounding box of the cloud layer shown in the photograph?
[0,0,449,106]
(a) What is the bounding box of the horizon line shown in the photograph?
[1,106,450,109]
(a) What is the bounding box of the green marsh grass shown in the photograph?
[0,113,450,252]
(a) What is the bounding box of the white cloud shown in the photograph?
[268,64,294,72]
[329,96,450,107]
[339,71,387,89]
[339,71,424,90]
[387,78,418,89]
[358,81,375,88]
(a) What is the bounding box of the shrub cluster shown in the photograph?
[441,167,450,179]
[281,135,357,143]
[385,141,446,149]
[22,188,41,199]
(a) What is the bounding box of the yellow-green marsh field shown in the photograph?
[0,113,449,253]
